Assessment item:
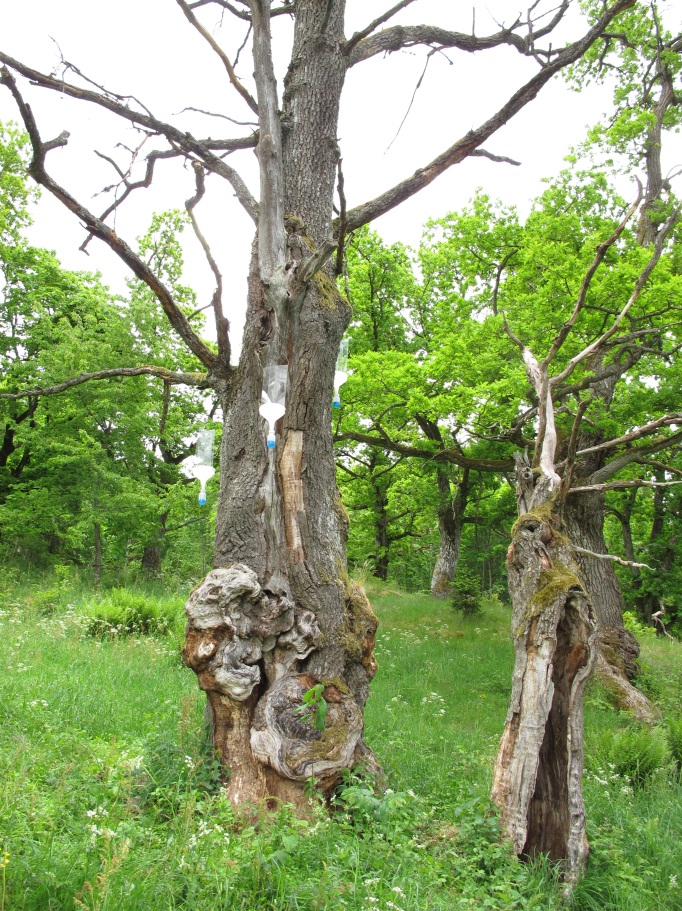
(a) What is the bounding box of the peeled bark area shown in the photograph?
[492,507,598,883]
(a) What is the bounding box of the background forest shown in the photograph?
[2,122,681,636]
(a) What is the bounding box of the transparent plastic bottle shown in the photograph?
[192,429,215,505]
[333,338,349,409]
[259,365,287,449]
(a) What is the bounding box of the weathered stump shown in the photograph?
[492,505,598,885]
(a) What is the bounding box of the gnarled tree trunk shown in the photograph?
[183,0,378,809]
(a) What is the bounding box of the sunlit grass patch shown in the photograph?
[0,578,681,910]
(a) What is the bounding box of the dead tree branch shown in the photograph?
[339,0,636,234]
[344,0,419,55]
[551,203,681,388]
[175,0,259,114]
[185,162,231,369]
[570,479,682,494]
[0,367,212,400]
[0,65,218,370]
[0,52,259,222]
[572,546,653,571]
[542,189,642,368]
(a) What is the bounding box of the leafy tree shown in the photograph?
[0,130,210,577]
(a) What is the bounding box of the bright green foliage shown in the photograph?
[0,128,215,579]
[343,226,415,355]
[297,684,328,732]
[569,2,682,167]
[450,568,483,617]
[587,726,673,788]
[82,587,185,639]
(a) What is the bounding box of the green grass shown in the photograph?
[1,579,681,910]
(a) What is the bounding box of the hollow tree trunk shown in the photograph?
[182,0,378,809]
[492,497,598,886]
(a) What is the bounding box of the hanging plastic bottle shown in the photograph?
[333,338,349,409]
[259,365,287,449]
[192,429,215,505]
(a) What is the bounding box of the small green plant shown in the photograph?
[1,848,9,911]
[296,684,328,732]
[588,726,672,787]
[623,610,657,641]
[335,770,421,839]
[451,569,483,617]
[82,588,184,638]
[666,717,682,771]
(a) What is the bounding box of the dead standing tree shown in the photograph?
[0,0,637,809]
[491,195,680,884]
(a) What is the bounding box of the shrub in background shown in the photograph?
[451,569,483,617]
[588,726,672,787]
[82,588,185,638]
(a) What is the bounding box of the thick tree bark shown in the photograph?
[431,468,469,598]
[183,0,379,809]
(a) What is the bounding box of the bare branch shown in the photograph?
[0,66,218,370]
[0,366,212,400]
[298,239,338,282]
[0,52,259,222]
[346,22,526,66]
[335,429,514,472]
[43,129,70,152]
[175,0,259,114]
[577,412,682,456]
[185,162,231,369]
[559,399,590,504]
[469,148,521,166]
[570,479,682,494]
[572,545,653,571]
[250,0,286,281]
[339,0,637,233]
[175,105,258,128]
[188,0,293,18]
[82,147,179,252]
[344,0,419,55]
[335,156,347,276]
[385,47,438,154]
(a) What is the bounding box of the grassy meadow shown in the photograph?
[1,576,681,910]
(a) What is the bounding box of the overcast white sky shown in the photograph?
[1,1,675,356]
